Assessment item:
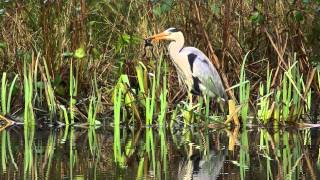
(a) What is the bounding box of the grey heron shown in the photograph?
[146,27,227,110]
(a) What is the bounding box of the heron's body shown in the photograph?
[147,27,227,105]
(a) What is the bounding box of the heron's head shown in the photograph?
[146,27,183,42]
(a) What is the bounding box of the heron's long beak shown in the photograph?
[146,32,168,41]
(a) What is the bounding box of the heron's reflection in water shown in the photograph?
[178,143,227,180]
[177,127,239,180]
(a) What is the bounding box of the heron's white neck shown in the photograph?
[168,33,184,60]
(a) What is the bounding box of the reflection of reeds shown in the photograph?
[239,129,249,180]
[1,131,7,172]
[1,130,18,172]
[1,124,319,179]
[24,125,35,178]
[88,127,100,158]
[113,83,125,167]
[146,128,155,173]
[43,129,56,180]
[69,127,76,178]
[158,127,168,179]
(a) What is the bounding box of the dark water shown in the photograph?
[0,125,319,180]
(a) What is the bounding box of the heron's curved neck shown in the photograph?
[168,34,184,59]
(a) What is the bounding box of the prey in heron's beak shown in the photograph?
[143,30,170,58]
[145,32,169,42]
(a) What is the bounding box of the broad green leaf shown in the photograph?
[250,11,264,25]
[74,48,86,59]
[294,10,304,22]
[0,42,6,49]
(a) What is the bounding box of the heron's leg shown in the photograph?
[197,96,203,113]
[217,97,226,113]
[203,95,207,105]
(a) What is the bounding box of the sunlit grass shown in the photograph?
[87,72,101,126]
[23,60,35,125]
[69,60,76,125]
[113,81,125,167]
[239,52,251,126]
[1,73,18,115]
[42,59,57,121]
[257,64,273,123]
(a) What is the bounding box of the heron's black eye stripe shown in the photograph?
[188,53,197,72]
[168,28,179,32]
[191,76,201,95]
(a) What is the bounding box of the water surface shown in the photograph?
[0,125,319,179]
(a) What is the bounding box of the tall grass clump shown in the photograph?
[69,60,77,124]
[275,54,310,122]
[239,52,251,125]
[257,64,273,123]
[1,73,18,115]
[87,72,101,126]
[157,61,168,127]
[114,74,139,124]
[143,55,167,126]
[113,80,125,167]
[145,72,156,126]
[23,60,35,125]
[113,54,168,127]
[41,60,57,120]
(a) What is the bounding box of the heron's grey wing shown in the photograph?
[190,53,226,100]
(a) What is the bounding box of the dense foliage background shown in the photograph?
[0,0,319,122]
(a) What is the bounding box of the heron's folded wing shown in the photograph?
[192,54,226,100]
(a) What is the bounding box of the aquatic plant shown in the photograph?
[87,72,101,126]
[23,60,35,125]
[41,59,57,121]
[239,52,251,125]
[0,73,18,115]
[257,64,273,123]
[69,59,77,124]
[113,82,126,167]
